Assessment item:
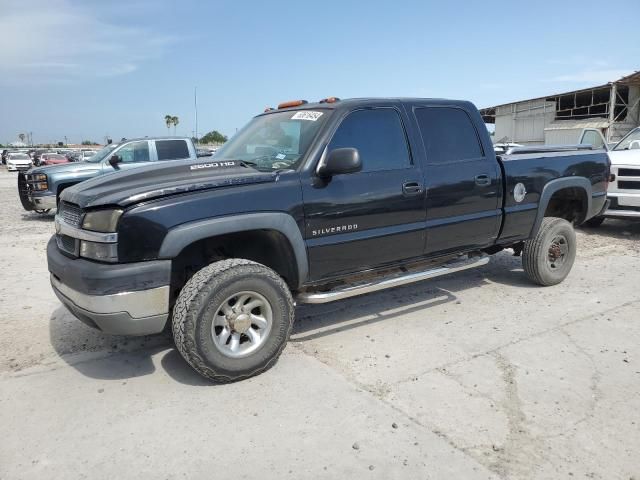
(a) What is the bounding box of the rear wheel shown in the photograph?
[172,259,294,382]
[523,217,576,286]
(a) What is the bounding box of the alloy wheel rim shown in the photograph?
[211,291,273,358]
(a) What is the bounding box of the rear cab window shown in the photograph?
[414,107,484,164]
[156,140,190,161]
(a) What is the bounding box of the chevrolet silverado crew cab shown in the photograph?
[18,137,199,213]
[47,97,610,382]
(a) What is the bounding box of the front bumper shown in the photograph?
[602,193,640,218]
[28,193,57,210]
[47,237,172,335]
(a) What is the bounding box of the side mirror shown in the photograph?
[108,154,122,168]
[629,140,640,150]
[317,148,361,178]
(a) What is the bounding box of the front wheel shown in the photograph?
[522,217,576,286]
[172,259,294,382]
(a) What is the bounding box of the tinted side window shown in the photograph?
[117,141,150,163]
[156,140,190,161]
[328,109,410,172]
[415,107,483,164]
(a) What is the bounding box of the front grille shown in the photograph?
[618,168,640,177]
[59,202,84,227]
[618,181,640,190]
[56,234,79,256]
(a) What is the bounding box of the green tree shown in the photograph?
[81,140,95,145]
[164,114,173,134]
[171,116,179,135]
[199,130,228,144]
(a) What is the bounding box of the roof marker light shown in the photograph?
[277,100,308,109]
[319,97,340,104]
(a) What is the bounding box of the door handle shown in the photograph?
[402,181,423,196]
[475,174,491,186]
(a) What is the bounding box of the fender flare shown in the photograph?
[531,177,592,236]
[158,212,308,287]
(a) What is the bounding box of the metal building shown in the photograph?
[480,71,640,145]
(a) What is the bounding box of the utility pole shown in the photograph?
[194,87,199,144]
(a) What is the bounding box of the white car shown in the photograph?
[6,152,32,172]
[579,127,640,226]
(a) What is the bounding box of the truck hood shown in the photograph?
[61,159,278,209]
[29,161,102,177]
[607,149,640,167]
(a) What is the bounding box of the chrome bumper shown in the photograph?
[28,194,57,210]
[603,192,640,218]
[51,274,169,335]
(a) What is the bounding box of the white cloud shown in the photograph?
[0,0,175,82]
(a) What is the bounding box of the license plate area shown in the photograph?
[617,196,640,207]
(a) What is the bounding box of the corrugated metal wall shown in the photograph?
[494,99,556,145]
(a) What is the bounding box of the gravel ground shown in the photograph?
[1,167,639,480]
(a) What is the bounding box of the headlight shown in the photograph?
[82,209,123,233]
[33,173,47,181]
[80,241,118,262]
[33,181,48,191]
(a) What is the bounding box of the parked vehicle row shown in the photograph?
[18,137,199,213]
[45,97,610,382]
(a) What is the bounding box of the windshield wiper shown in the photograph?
[238,160,259,168]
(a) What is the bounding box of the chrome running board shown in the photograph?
[297,254,490,304]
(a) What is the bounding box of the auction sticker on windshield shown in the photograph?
[291,111,323,121]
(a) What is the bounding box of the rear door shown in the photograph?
[413,106,501,255]
[302,107,426,281]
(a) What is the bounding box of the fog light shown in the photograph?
[80,241,118,262]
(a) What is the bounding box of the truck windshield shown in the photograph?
[85,144,117,163]
[613,128,640,151]
[215,109,330,170]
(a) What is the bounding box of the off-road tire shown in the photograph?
[583,216,605,228]
[523,217,576,286]
[172,259,294,383]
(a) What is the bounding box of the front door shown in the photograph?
[302,107,426,282]
[103,140,152,173]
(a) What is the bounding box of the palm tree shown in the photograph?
[171,116,179,135]
[164,115,172,134]
[18,133,26,144]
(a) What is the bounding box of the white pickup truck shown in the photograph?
[579,127,640,226]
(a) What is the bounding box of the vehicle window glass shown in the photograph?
[215,109,330,171]
[415,107,483,163]
[580,130,604,149]
[613,128,640,151]
[328,109,410,172]
[156,140,190,161]
[116,141,150,163]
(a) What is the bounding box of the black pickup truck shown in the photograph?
[47,97,610,382]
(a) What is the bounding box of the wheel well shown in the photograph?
[170,229,299,304]
[56,182,79,205]
[544,187,588,224]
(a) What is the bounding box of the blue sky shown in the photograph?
[1,0,639,145]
